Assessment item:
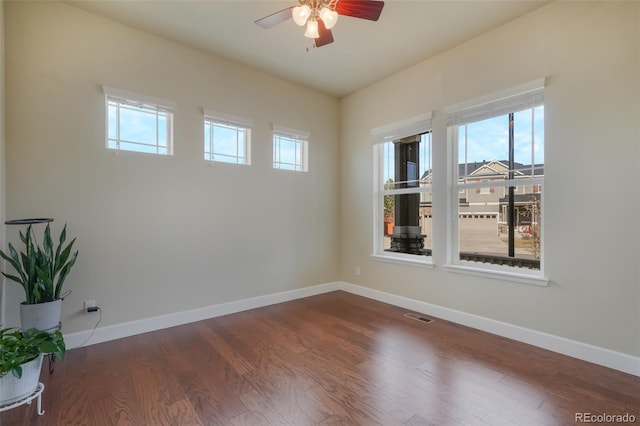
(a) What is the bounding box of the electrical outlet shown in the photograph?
[355,267,361,276]
[84,300,96,311]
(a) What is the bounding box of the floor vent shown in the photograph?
[404,312,434,324]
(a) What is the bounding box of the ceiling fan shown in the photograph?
[255,0,385,48]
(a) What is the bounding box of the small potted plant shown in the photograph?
[0,327,65,405]
[0,223,78,332]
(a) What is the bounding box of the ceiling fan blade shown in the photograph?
[315,20,334,48]
[336,0,384,21]
[255,7,293,29]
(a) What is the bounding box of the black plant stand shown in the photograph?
[4,218,53,226]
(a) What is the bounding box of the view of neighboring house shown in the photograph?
[407,160,544,267]
[420,159,542,226]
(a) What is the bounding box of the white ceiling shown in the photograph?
[65,0,548,98]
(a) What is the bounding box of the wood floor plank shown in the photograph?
[226,410,273,426]
[175,348,249,424]
[167,397,204,425]
[240,386,317,425]
[128,360,175,424]
[2,290,638,425]
[194,322,254,376]
[238,389,290,425]
[287,351,414,425]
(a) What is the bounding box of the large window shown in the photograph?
[446,80,544,273]
[273,126,309,172]
[373,114,432,262]
[204,111,251,165]
[104,86,174,155]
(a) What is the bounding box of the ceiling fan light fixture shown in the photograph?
[304,18,319,38]
[292,4,311,26]
[254,0,385,48]
[319,7,338,30]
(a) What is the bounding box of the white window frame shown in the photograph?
[371,113,434,267]
[444,79,547,286]
[203,109,252,165]
[272,125,309,172]
[103,86,174,155]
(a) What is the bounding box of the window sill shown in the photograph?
[443,263,549,287]
[205,160,250,167]
[370,253,434,268]
[106,148,173,158]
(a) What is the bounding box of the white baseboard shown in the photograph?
[338,281,640,377]
[64,280,639,377]
[64,282,341,349]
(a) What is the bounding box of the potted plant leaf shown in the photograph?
[0,223,78,332]
[0,327,65,405]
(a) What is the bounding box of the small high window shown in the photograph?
[272,126,309,172]
[104,86,174,155]
[204,111,252,165]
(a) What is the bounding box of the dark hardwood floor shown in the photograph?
[2,291,639,425]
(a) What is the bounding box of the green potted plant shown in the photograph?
[0,223,78,332]
[0,327,65,405]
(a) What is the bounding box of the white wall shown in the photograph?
[340,2,640,357]
[3,1,339,333]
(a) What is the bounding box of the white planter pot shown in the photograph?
[20,299,62,332]
[0,354,43,405]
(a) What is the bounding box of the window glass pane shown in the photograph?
[237,130,245,159]
[534,105,544,165]
[273,132,305,171]
[455,106,542,270]
[458,182,502,256]
[459,188,541,267]
[513,109,533,166]
[213,154,241,164]
[382,141,395,186]
[381,132,431,257]
[205,120,250,165]
[157,114,168,149]
[513,106,544,177]
[106,96,173,155]
[204,122,212,158]
[276,162,297,171]
[118,141,158,154]
[214,126,239,157]
[108,104,117,141]
[279,138,298,165]
[459,115,509,176]
[119,107,157,144]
